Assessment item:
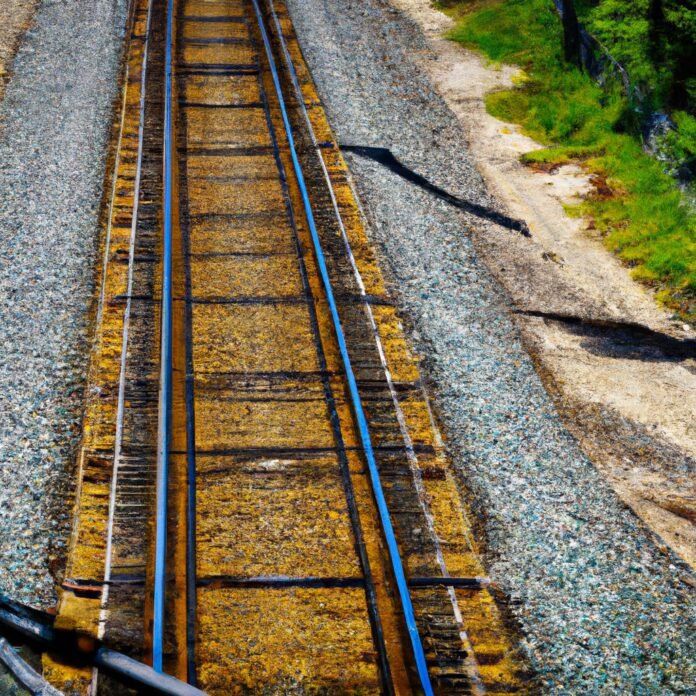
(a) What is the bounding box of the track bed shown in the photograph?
[45,1,529,693]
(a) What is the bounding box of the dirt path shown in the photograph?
[391,0,696,567]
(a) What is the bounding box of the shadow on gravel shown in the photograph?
[341,145,532,236]
[516,309,696,364]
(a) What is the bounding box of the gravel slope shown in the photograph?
[285,0,696,692]
[0,0,127,607]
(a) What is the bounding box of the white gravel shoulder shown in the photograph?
[285,0,696,692]
[0,0,128,607]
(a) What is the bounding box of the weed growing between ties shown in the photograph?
[441,0,696,320]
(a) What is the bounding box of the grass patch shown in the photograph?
[444,0,696,320]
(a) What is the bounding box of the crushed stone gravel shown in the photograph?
[0,0,128,608]
[285,0,696,692]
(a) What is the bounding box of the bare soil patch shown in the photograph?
[0,0,37,104]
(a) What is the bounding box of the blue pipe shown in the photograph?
[249,2,434,693]
[153,0,175,673]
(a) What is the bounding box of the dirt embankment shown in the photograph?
[392,0,696,568]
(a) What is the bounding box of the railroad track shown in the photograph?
[43,0,530,693]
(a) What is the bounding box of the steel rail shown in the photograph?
[265,1,450,573]
[249,1,434,692]
[264,4,488,693]
[0,637,62,696]
[174,9,199,677]
[254,46,395,696]
[96,2,155,691]
[0,595,207,696]
[153,0,176,673]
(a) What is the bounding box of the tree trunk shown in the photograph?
[648,0,666,64]
[561,0,583,68]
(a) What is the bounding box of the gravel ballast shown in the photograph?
[285,0,696,692]
[0,0,128,607]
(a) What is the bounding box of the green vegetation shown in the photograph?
[585,0,696,110]
[442,0,696,319]
[663,111,696,176]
